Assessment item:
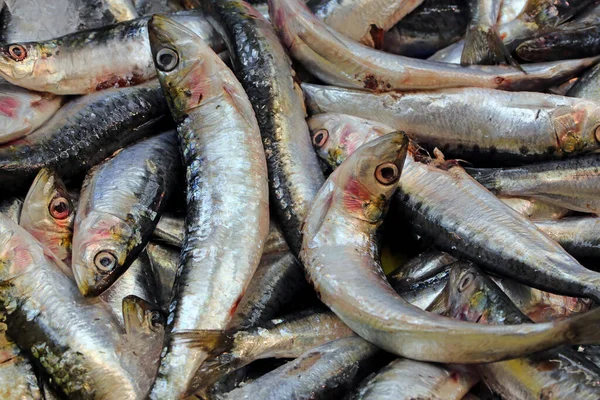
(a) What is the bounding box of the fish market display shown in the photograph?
[3,0,600,399]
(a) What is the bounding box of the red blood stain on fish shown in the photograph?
[0,96,19,118]
[363,74,379,90]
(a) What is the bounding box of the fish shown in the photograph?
[183,310,354,393]
[381,0,469,58]
[389,266,452,311]
[0,329,42,400]
[152,212,184,247]
[0,10,224,94]
[303,83,600,163]
[72,132,180,296]
[352,359,478,400]
[308,0,425,47]
[0,80,169,192]
[19,168,75,267]
[230,223,311,329]
[467,154,600,214]
[146,241,179,311]
[0,197,22,223]
[568,63,600,101]
[148,14,269,398]
[444,261,600,400]
[209,0,324,254]
[461,0,518,67]
[387,248,456,286]
[221,336,381,400]
[534,216,600,260]
[268,0,599,92]
[499,197,571,221]
[0,83,62,145]
[0,213,154,398]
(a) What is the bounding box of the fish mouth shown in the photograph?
[72,262,121,297]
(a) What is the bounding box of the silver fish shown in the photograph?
[146,241,179,312]
[152,213,184,248]
[0,329,42,399]
[499,197,571,221]
[535,216,600,260]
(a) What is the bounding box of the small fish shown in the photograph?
[0,197,22,223]
[568,63,600,101]
[146,241,179,311]
[222,336,381,400]
[499,197,571,221]
[152,212,184,247]
[353,358,478,400]
[72,132,180,296]
[0,83,62,145]
[0,329,42,399]
[535,216,600,260]
[467,154,600,214]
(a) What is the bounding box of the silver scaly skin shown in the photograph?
[152,213,184,248]
[303,83,600,163]
[0,10,224,94]
[268,0,599,92]
[534,216,600,260]
[148,15,269,398]
[72,132,180,297]
[308,0,424,47]
[0,214,153,399]
[499,197,570,221]
[0,328,42,399]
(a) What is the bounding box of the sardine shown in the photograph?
[0,213,154,399]
[568,63,600,101]
[210,0,324,254]
[534,216,600,260]
[268,0,599,92]
[0,84,62,145]
[0,197,22,223]
[353,359,478,400]
[303,83,600,163]
[0,329,41,399]
[222,336,380,400]
[445,261,600,400]
[467,154,600,214]
[152,212,184,248]
[146,241,179,311]
[499,197,571,221]
[148,15,269,398]
[0,81,169,192]
[0,10,224,94]
[72,132,180,296]
[388,248,456,286]
[308,0,424,47]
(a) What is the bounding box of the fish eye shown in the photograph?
[458,272,475,292]
[375,162,399,185]
[8,45,27,62]
[94,251,117,272]
[156,48,179,72]
[595,126,600,143]
[146,311,164,332]
[312,129,329,147]
[48,196,71,220]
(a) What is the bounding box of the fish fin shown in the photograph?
[461,25,523,72]
[122,295,165,336]
[563,306,600,344]
[171,329,236,355]
[463,167,499,190]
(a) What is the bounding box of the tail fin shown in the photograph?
[562,306,600,345]
[171,329,237,356]
[463,167,499,191]
[461,25,524,72]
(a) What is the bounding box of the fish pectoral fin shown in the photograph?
[171,329,236,356]
[461,25,524,72]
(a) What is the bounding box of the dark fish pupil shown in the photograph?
[160,53,173,67]
[315,134,324,144]
[380,167,394,180]
[100,257,112,267]
[53,201,67,214]
[13,48,21,56]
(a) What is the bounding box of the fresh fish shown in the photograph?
[381,0,469,58]
[428,39,464,63]
[445,261,600,400]
[302,132,600,362]
[72,132,180,296]
[183,310,354,393]
[497,0,527,24]
[210,0,324,254]
[0,197,22,223]
[148,15,269,398]
[0,10,224,94]
[308,0,425,47]
[0,84,62,145]
[0,329,42,399]
[390,266,452,311]
[146,241,179,311]
[534,216,600,260]
[230,223,310,329]
[19,168,75,266]
[467,154,600,214]
[152,212,184,247]
[461,0,517,67]
[568,63,600,101]
[353,359,478,400]
[499,197,571,221]
[222,336,381,400]
[388,248,456,286]
[268,0,599,92]
[0,81,169,192]
[0,213,155,398]
[303,83,600,163]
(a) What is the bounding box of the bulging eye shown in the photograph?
[148,311,165,331]
[312,129,329,147]
[48,196,71,220]
[94,251,117,272]
[458,272,475,292]
[156,48,179,72]
[375,162,399,185]
[8,45,27,61]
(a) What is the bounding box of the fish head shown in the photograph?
[335,131,408,224]
[122,295,165,338]
[0,42,42,85]
[20,169,75,265]
[552,102,600,154]
[148,15,219,122]
[72,210,136,297]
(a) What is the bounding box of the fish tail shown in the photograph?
[562,305,600,345]
[171,329,237,356]
[461,25,523,72]
[463,167,499,191]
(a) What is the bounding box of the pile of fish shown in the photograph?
[4,0,600,398]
